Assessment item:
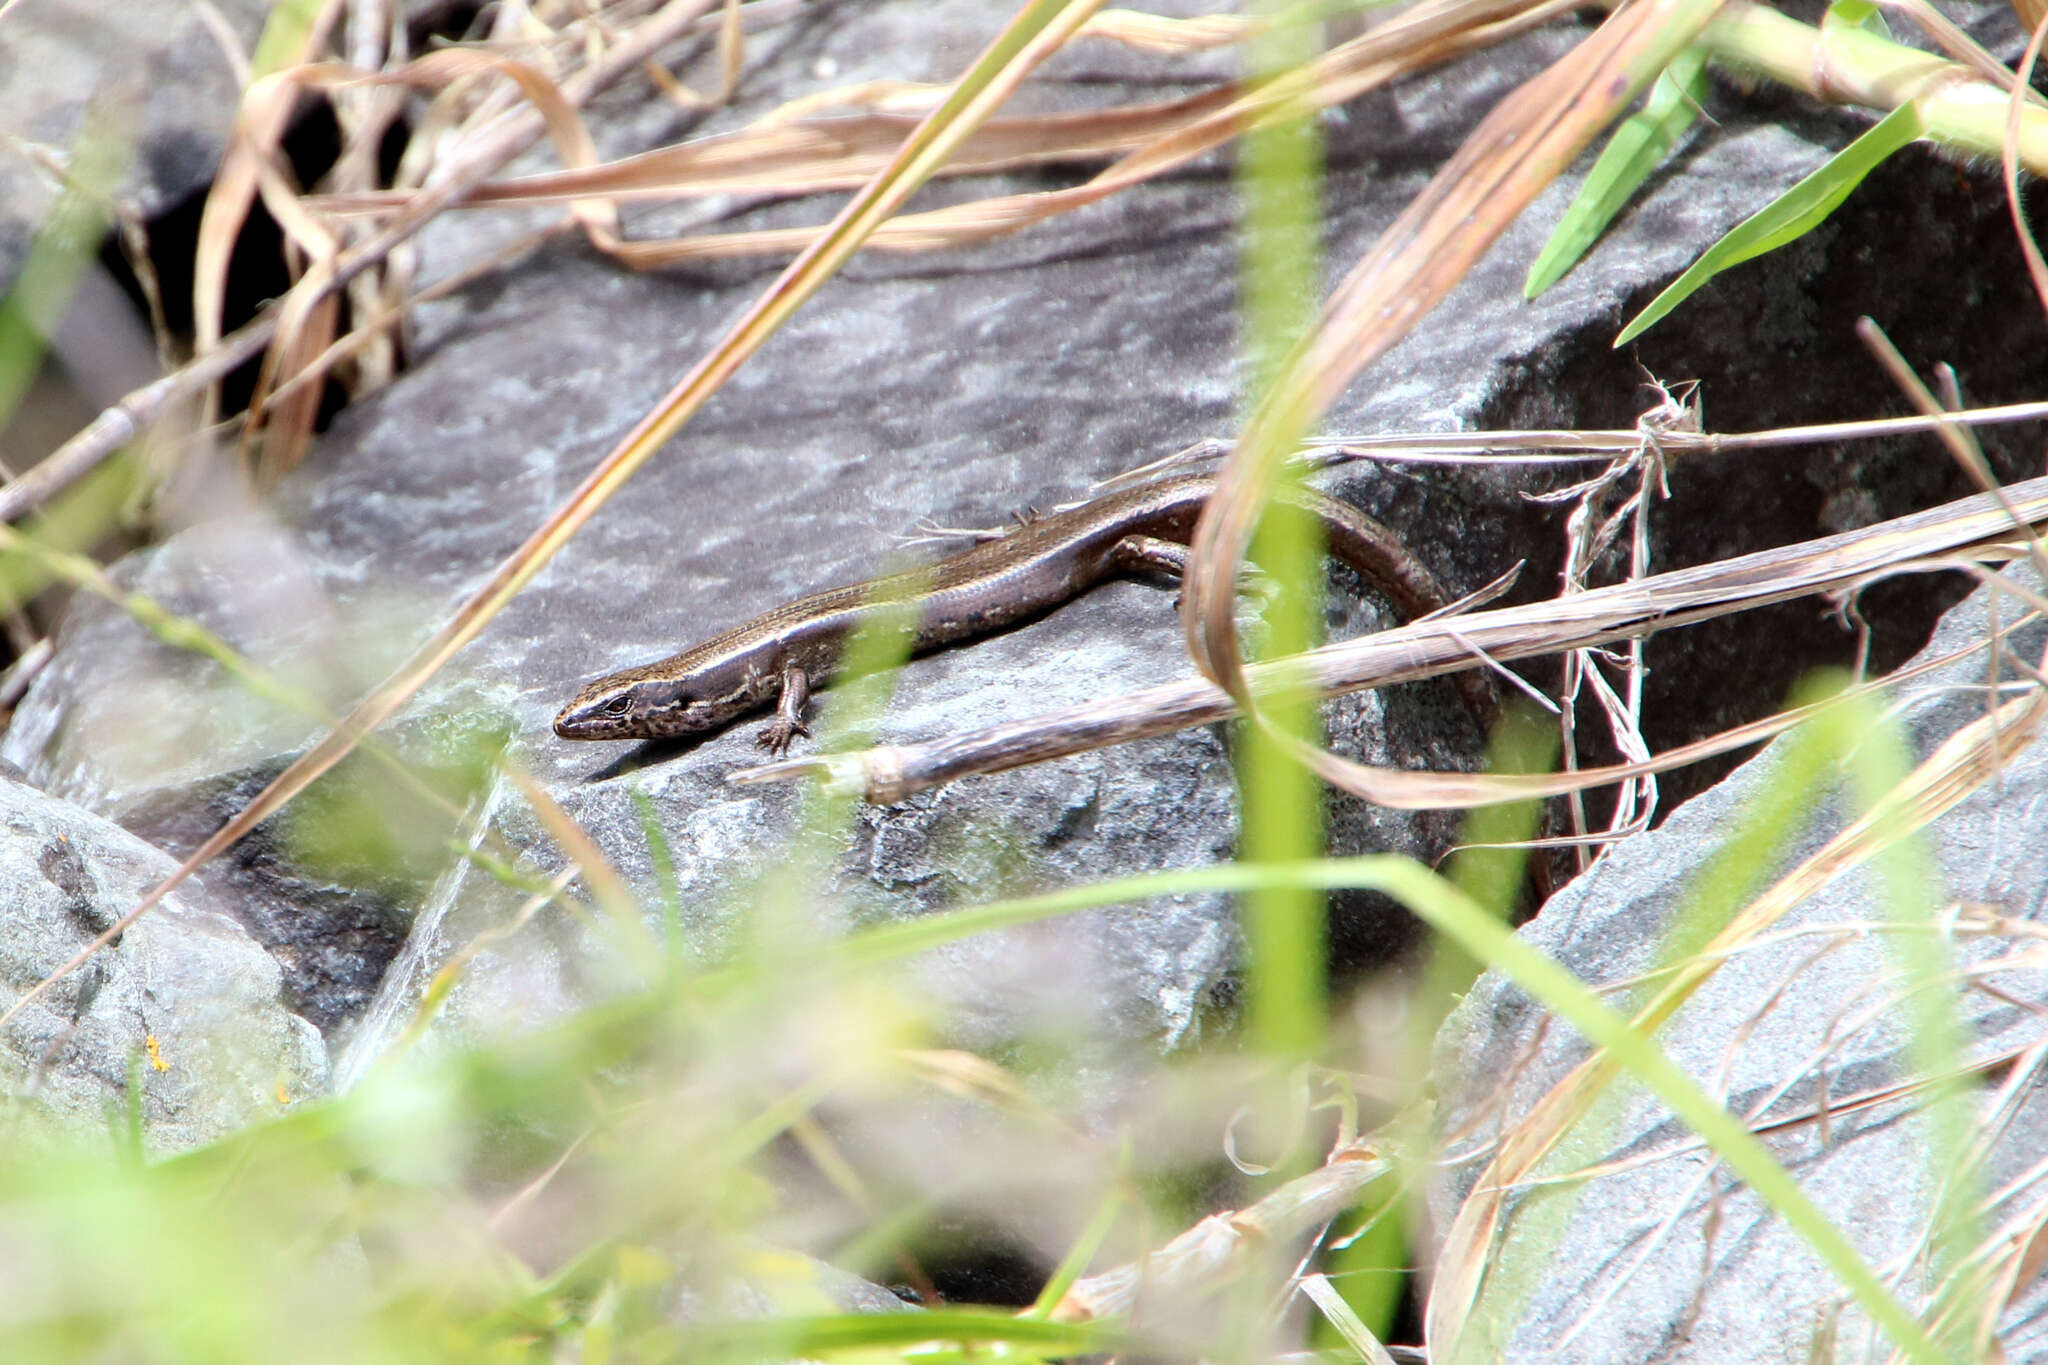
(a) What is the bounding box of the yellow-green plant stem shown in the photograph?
[1236,0,1328,1098]
[1702,0,2048,171]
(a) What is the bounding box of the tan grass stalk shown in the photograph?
[1178,0,1728,834]
[1050,1139,1394,1322]
[190,0,343,430]
[2003,11,2048,314]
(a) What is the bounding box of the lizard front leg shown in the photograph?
[754,661,813,755]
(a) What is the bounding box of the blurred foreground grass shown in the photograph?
[0,678,1964,1363]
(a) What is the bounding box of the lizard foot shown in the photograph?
[755,718,810,756]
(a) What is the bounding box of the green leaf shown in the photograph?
[1614,99,1927,345]
[1526,47,1710,299]
[1822,0,1890,38]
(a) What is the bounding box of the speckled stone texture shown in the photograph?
[1430,566,2048,1362]
[0,773,327,1155]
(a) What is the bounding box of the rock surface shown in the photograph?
[0,0,263,285]
[0,772,327,1156]
[0,0,463,289]
[2,1,2042,1085]
[1429,565,2048,1362]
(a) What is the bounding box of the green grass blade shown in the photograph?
[248,0,331,78]
[1312,1191,1407,1353]
[672,1306,1131,1355]
[1026,1184,1126,1318]
[1613,99,1926,345]
[1238,0,1329,1105]
[1526,47,1709,299]
[1834,686,1978,1338]
[630,787,687,963]
[0,103,130,436]
[1356,859,1943,1365]
[823,853,1938,1362]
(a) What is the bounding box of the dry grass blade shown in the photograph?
[492,0,1578,266]
[328,0,409,399]
[1518,1047,2037,1190]
[1883,0,2046,98]
[649,0,744,109]
[0,0,1106,1038]
[375,863,581,1067]
[2004,10,2048,314]
[237,130,343,480]
[506,765,658,964]
[1428,684,2048,1348]
[1856,318,2048,588]
[252,220,574,421]
[14,0,724,526]
[1346,400,2048,463]
[1298,1271,1402,1365]
[1049,1140,1392,1322]
[315,87,1246,209]
[1180,0,1728,813]
[0,515,596,930]
[219,46,620,471]
[1051,404,2048,491]
[191,0,340,429]
[1078,8,1258,53]
[734,473,2048,806]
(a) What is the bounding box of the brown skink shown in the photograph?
[554,473,1485,751]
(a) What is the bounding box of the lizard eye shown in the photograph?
[601,695,633,717]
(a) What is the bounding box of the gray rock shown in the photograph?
[1429,565,2048,1362]
[0,772,327,1156]
[6,1,2044,1087]
[0,0,266,288]
[0,0,275,459]
[0,0,466,292]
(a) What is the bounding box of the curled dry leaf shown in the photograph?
[308,0,1568,266]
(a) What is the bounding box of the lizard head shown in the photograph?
[552,659,756,741]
